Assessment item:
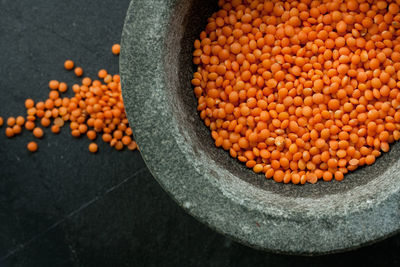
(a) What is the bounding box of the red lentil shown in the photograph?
[112,44,121,55]
[27,141,38,152]
[89,143,98,153]
[64,60,74,70]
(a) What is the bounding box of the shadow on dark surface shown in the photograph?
[0,0,399,266]
[3,168,400,267]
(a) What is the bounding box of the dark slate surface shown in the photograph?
[0,0,399,266]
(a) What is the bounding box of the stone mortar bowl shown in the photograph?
[120,0,400,255]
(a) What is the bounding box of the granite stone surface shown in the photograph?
[0,0,399,266]
[120,0,400,255]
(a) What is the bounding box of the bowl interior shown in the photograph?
[165,0,400,198]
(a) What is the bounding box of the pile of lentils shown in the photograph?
[192,0,400,184]
[0,44,138,154]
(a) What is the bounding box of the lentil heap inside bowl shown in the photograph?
[192,0,400,184]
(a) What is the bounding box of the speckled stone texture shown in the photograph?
[120,0,400,255]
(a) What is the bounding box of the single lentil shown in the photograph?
[64,60,74,70]
[27,141,38,152]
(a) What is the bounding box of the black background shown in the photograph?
[0,0,399,266]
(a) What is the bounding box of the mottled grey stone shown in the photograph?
[120,0,400,255]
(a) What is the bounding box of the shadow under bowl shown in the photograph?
[120,0,400,255]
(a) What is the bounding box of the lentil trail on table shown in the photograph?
[0,44,137,154]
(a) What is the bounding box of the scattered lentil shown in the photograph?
[33,127,44,139]
[89,143,98,153]
[27,141,38,152]
[7,117,15,127]
[74,67,83,77]
[112,44,121,55]
[51,125,60,134]
[64,60,74,70]
[12,125,22,135]
[5,127,14,138]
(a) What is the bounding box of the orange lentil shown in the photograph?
[115,141,123,151]
[16,116,25,126]
[12,125,22,135]
[89,143,98,153]
[58,82,68,93]
[273,170,284,183]
[71,129,81,138]
[112,44,121,55]
[25,99,35,109]
[307,172,318,184]
[7,117,16,127]
[64,60,74,70]
[41,117,51,127]
[98,69,107,79]
[27,141,38,152]
[49,90,59,100]
[0,117,3,127]
[87,130,97,140]
[128,140,138,150]
[74,67,83,77]
[322,171,333,182]
[49,80,59,90]
[102,133,112,143]
[5,127,14,138]
[78,124,88,134]
[33,127,44,139]
[54,117,65,127]
[51,125,60,134]
[334,171,344,181]
[25,121,35,131]
[365,155,376,165]
[121,136,132,146]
